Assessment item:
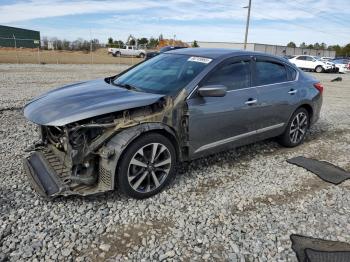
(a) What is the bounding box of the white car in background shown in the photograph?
[108,45,146,58]
[289,55,336,73]
[320,57,333,61]
[331,59,350,74]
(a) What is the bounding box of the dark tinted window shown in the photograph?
[286,66,297,81]
[202,60,250,90]
[306,56,314,61]
[297,56,306,60]
[332,59,349,64]
[255,61,288,85]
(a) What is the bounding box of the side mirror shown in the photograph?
[197,85,227,97]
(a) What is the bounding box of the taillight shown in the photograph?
[313,82,324,94]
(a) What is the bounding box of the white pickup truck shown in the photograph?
[108,45,146,58]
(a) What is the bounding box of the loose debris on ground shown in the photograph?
[1,64,350,261]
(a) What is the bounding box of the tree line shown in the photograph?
[286,41,350,56]
[40,36,349,56]
[107,37,159,48]
[41,37,101,51]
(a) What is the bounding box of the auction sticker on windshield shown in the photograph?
[188,57,212,64]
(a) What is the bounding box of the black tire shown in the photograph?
[113,51,121,57]
[117,133,176,199]
[139,53,145,58]
[315,66,324,73]
[278,108,310,147]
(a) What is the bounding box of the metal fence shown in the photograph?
[1,38,338,64]
[0,37,148,65]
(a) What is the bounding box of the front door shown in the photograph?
[187,56,260,156]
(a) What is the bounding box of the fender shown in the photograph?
[98,123,179,190]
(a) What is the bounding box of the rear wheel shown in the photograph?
[117,133,176,199]
[113,51,121,57]
[315,66,324,73]
[278,108,310,147]
[139,53,145,58]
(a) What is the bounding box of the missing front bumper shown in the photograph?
[23,148,114,198]
[23,151,69,197]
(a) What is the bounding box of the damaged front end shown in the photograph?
[23,97,177,198]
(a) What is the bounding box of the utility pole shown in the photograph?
[243,0,252,50]
[90,29,93,64]
[13,34,19,64]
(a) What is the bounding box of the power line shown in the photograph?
[292,0,349,27]
[252,11,350,41]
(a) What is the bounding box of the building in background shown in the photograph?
[192,41,336,58]
[0,25,40,48]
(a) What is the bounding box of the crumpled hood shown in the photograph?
[24,79,165,126]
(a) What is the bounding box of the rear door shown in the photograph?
[187,56,261,156]
[253,56,299,131]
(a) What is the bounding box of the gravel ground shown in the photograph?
[0,64,349,261]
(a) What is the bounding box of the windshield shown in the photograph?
[113,54,211,95]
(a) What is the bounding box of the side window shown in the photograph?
[297,56,306,60]
[286,65,297,81]
[255,61,288,85]
[306,56,314,61]
[201,60,250,91]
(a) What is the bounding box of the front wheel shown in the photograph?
[278,108,310,147]
[117,133,176,199]
[315,66,324,73]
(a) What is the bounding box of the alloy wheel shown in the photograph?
[289,112,308,144]
[127,143,171,193]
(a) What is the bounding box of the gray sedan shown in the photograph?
[23,48,323,199]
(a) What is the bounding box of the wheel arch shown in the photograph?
[297,104,313,124]
[99,123,180,190]
[287,103,314,128]
[315,65,324,72]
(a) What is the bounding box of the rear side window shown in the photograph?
[202,60,250,91]
[255,61,288,85]
[286,66,297,81]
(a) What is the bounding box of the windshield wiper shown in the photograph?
[115,83,140,92]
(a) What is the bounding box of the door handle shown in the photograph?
[245,98,258,105]
[288,89,298,95]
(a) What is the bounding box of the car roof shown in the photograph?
[166,48,260,59]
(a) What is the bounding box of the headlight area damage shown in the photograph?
[23,92,188,198]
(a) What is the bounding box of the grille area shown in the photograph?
[41,148,71,182]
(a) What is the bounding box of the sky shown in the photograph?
[0,0,349,46]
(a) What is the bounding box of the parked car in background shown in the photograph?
[108,45,146,58]
[146,46,187,60]
[320,57,333,61]
[331,58,350,73]
[283,55,296,60]
[289,55,337,73]
[23,48,323,199]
